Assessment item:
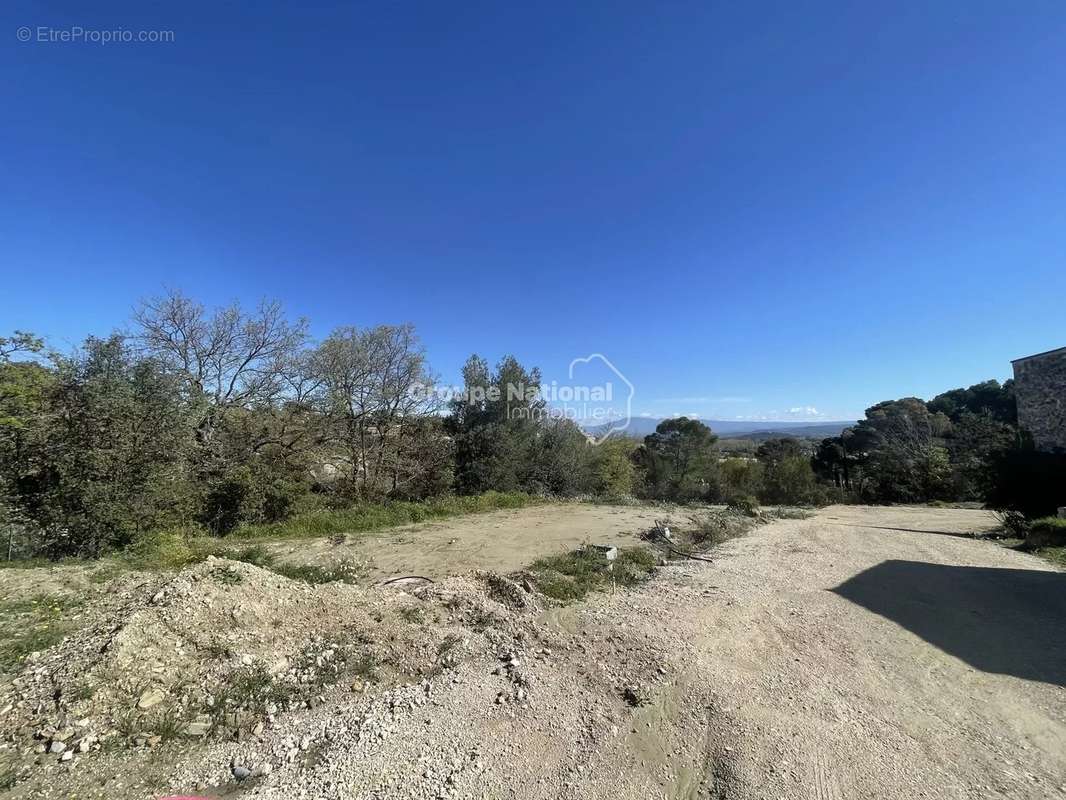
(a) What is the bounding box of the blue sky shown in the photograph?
[2,1,1065,422]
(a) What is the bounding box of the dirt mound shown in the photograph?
[0,557,540,794]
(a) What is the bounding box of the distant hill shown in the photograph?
[583,417,856,440]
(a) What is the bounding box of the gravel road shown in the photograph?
[640,504,1066,799]
[166,504,1065,800]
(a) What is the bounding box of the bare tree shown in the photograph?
[133,289,308,445]
[313,324,437,498]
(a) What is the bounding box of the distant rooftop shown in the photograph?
[1011,346,1066,365]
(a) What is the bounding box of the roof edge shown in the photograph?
[1012,345,1066,364]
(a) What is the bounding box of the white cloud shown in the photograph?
[654,395,751,404]
[732,406,829,421]
[787,406,823,418]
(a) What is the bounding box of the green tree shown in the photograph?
[530,418,593,496]
[589,435,641,497]
[446,354,544,494]
[755,437,818,504]
[0,332,52,558]
[850,399,952,502]
[636,417,719,501]
[35,336,194,554]
[719,457,764,503]
[928,379,1016,425]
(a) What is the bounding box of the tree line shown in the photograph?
[1,290,1059,559]
[0,291,633,558]
[811,381,1063,517]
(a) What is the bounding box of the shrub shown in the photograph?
[985,449,1066,518]
[589,436,640,497]
[259,479,301,523]
[201,469,254,535]
[123,527,207,569]
[1026,517,1066,548]
[760,454,819,505]
[269,559,367,585]
[718,458,764,505]
[529,545,657,602]
[994,509,1031,538]
[686,509,760,548]
[727,495,761,518]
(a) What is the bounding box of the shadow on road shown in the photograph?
[832,560,1066,687]
[828,523,988,539]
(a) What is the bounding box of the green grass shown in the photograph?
[529,546,658,602]
[1028,516,1066,542]
[225,545,367,585]
[685,510,760,548]
[233,491,540,540]
[1033,546,1066,569]
[0,556,88,570]
[0,594,84,674]
[65,492,541,573]
[766,507,816,520]
[271,559,367,585]
[1025,518,1066,568]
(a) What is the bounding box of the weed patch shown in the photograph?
[269,559,368,585]
[766,507,815,521]
[397,605,426,624]
[233,492,540,540]
[684,510,759,549]
[1031,546,1066,569]
[529,545,657,602]
[1026,516,1066,548]
[0,594,83,674]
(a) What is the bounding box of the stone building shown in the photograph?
[1012,346,1066,452]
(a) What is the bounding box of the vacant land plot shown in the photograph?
[248,502,701,580]
[2,504,1063,800]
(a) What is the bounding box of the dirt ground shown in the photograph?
[256,503,701,580]
[3,504,1064,800]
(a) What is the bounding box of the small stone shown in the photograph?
[232,765,251,781]
[184,721,211,737]
[49,741,66,754]
[60,750,73,762]
[137,688,165,710]
[268,657,289,675]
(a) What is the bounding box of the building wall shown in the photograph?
[1012,348,1066,452]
